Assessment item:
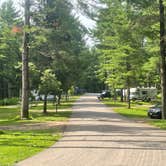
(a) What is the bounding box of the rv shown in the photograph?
[124,87,157,102]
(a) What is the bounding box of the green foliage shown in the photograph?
[93,0,161,92]
[39,69,61,95]
[29,62,40,90]
[68,86,75,95]
[30,0,90,94]
[0,97,19,106]
[0,0,22,99]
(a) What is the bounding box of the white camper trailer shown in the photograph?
[124,87,157,101]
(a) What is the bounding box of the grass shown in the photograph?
[0,96,79,125]
[114,107,148,119]
[104,99,149,119]
[0,95,79,165]
[103,99,166,130]
[0,129,61,166]
[149,120,166,129]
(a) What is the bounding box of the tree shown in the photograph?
[39,69,61,113]
[94,0,147,108]
[21,0,30,119]
[31,0,88,98]
[0,0,21,99]
[159,0,166,119]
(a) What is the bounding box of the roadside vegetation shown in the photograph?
[103,99,166,130]
[0,96,79,165]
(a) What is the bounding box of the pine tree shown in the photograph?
[21,0,30,119]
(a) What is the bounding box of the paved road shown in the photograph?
[16,94,166,166]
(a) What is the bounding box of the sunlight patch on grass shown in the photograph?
[114,107,147,119]
[103,99,150,119]
[149,120,166,129]
[103,99,166,130]
[0,130,61,165]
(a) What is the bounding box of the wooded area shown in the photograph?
[0,0,166,119]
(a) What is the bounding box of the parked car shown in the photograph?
[147,104,161,119]
[97,90,111,100]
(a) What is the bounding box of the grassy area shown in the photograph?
[0,96,79,125]
[0,129,61,166]
[149,120,166,129]
[103,99,166,130]
[103,99,150,119]
[0,95,79,165]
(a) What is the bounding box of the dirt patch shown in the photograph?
[0,121,67,131]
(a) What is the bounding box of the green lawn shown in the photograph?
[103,99,166,130]
[0,129,61,166]
[0,95,79,165]
[0,96,78,125]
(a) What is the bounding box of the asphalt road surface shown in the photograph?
[16,93,166,166]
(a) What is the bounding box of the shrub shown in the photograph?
[0,97,19,106]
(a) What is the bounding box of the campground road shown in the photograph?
[16,93,166,166]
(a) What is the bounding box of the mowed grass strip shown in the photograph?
[0,129,61,166]
[0,96,79,165]
[103,99,166,130]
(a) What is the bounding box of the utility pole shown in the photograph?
[21,0,30,119]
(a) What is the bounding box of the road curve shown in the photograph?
[16,93,166,166]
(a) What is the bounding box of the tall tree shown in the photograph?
[95,0,146,108]
[0,0,21,99]
[31,0,88,96]
[159,0,166,119]
[21,0,30,119]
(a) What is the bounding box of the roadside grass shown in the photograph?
[113,107,148,119]
[103,99,149,119]
[103,99,166,130]
[0,95,79,165]
[148,120,166,129]
[0,96,79,125]
[0,129,61,166]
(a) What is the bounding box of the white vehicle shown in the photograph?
[30,90,55,101]
[124,87,157,101]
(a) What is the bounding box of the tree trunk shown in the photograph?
[8,82,12,98]
[120,88,124,102]
[43,94,47,114]
[113,88,117,101]
[65,91,68,101]
[127,86,131,109]
[126,61,131,109]
[160,0,166,119]
[57,93,61,105]
[21,0,30,119]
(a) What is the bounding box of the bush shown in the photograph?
[157,93,161,99]
[68,86,75,95]
[0,97,19,106]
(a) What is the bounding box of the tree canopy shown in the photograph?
[0,0,166,118]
